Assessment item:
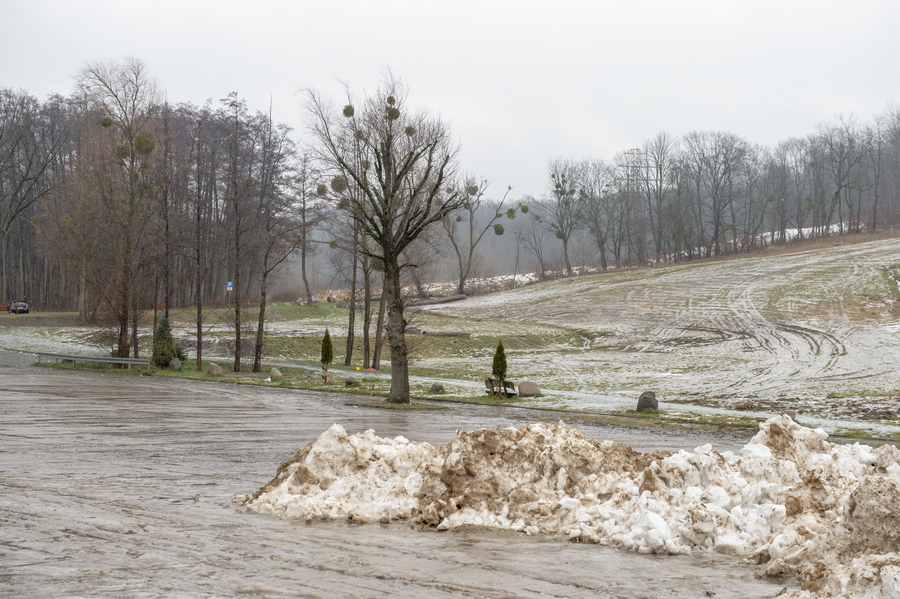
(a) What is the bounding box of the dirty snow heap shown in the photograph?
[238,416,900,598]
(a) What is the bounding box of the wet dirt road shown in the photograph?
[0,354,792,598]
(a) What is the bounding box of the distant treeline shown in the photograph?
[3,59,900,326]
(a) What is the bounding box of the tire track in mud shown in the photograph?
[646,241,895,401]
[427,238,900,415]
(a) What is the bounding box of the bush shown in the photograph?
[152,317,179,368]
[492,340,507,383]
[321,328,333,382]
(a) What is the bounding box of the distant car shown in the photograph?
[9,301,29,314]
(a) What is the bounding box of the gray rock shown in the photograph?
[636,390,658,412]
[269,367,282,379]
[207,362,223,376]
[345,376,357,387]
[168,358,182,371]
[429,382,444,393]
[517,381,541,396]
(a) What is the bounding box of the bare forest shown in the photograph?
[4,59,900,370]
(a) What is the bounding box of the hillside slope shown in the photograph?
[423,237,900,420]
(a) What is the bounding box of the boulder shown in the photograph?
[269,367,282,379]
[207,362,223,376]
[636,390,658,412]
[517,381,541,396]
[345,376,358,387]
[168,357,182,372]
[429,382,444,394]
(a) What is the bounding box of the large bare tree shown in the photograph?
[578,158,615,270]
[305,74,462,403]
[252,108,300,372]
[76,57,161,358]
[540,158,584,276]
[682,131,748,256]
[640,132,678,263]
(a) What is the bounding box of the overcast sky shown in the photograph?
[2,0,899,197]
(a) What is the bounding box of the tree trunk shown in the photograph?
[195,204,204,373]
[1,239,7,306]
[233,267,241,372]
[131,299,139,359]
[117,246,132,358]
[344,226,358,366]
[253,267,267,373]
[455,247,466,296]
[362,257,372,369]
[153,275,159,332]
[372,285,387,369]
[79,259,87,321]
[196,294,203,372]
[383,257,410,404]
[301,240,313,305]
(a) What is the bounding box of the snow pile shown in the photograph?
[239,425,445,523]
[239,416,900,598]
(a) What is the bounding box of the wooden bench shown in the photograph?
[484,378,517,398]
[35,352,151,369]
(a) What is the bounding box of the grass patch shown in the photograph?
[831,427,880,440]
[348,400,450,411]
[609,408,765,430]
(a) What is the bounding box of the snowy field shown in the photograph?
[422,237,900,426]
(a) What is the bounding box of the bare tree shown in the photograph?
[76,57,161,358]
[442,178,521,295]
[578,158,614,270]
[865,118,887,230]
[640,132,678,263]
[819,116,868,234]
[252,108,300,373]
[682,131,748,256]
[771,138,810,243]
[540,158,584,276]
[305,74,463,403]
[220,93,256,371]
[295,153,324,305]
[518,207,552,280]
[183,101,218,372]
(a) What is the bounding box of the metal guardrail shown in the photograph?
[35,352,151,369]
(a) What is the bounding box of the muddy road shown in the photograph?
[426,237,900,420]
[0,354,791,598]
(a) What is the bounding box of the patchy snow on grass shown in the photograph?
[240,415,900,598]
[420,238,900,422]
